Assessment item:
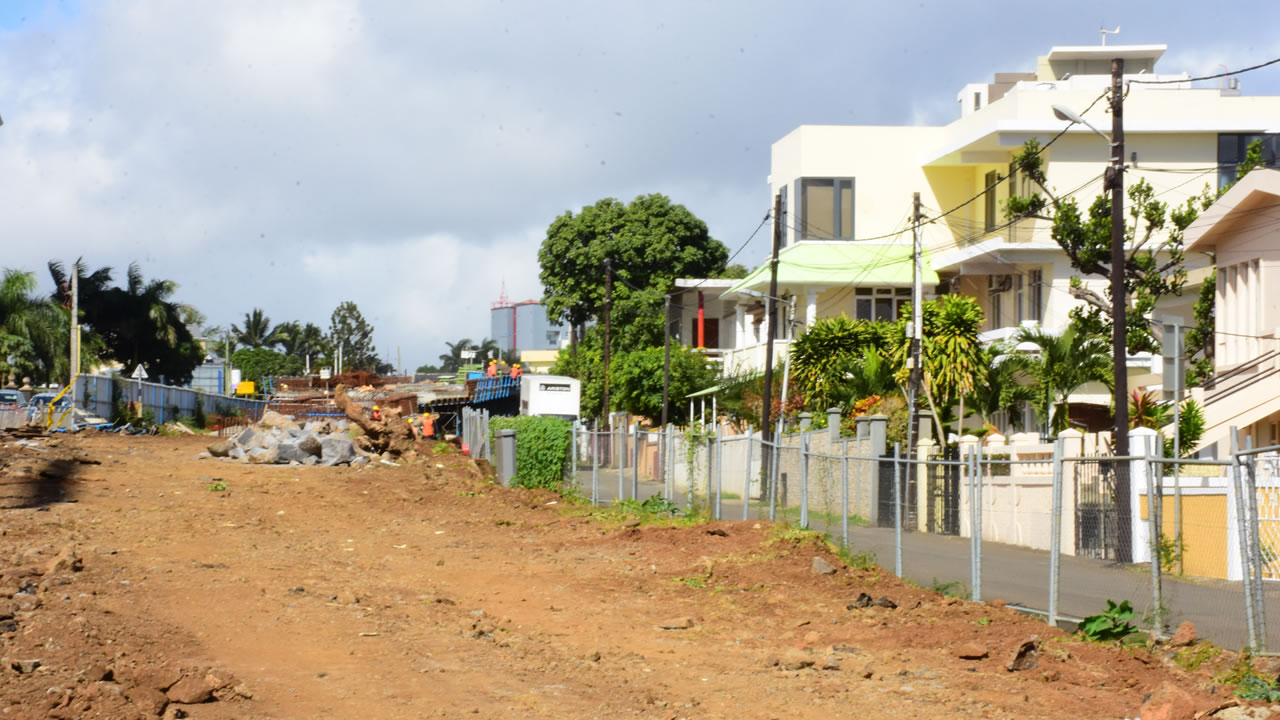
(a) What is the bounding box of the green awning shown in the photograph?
[685,385,723,399]
[726,242,938,296]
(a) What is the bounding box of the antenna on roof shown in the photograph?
[1099,26,1120,46]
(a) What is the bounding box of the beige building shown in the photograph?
[1186,169,1280,454]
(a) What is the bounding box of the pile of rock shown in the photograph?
[204,411,367,466]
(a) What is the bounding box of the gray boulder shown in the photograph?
[259,410,299,431]
[247,446,280,465]
[229,446,246,459]
[235,427,263,449]
[320,436,356,466]
[207,440,235,458]
[297,433,323,457]
[276,442,312,464]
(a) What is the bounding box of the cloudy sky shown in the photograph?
[3,1,1280,372]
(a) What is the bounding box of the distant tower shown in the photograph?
[491,281,516,357]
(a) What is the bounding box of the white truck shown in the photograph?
[519,375,580,421]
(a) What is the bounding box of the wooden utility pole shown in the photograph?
[601,257,613,429]
[760,192,783,456]
[907,193,923,453]
[1109,57,1132,562]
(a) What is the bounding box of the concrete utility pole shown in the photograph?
[760,192,783,464]
[601,257,613,429]
[907,193,924,453]
[1109,57,1132,561]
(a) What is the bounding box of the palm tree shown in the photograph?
[438,338,475,373]
[966,344,1035,434]
[475,337,500,364]
[108,263,201,379]
[0,269,64,385]
[273,321,303,356]
[1005,325,1112,435]
[232,308,288,349]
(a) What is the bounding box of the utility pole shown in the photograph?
[1109,57,1132,562]
[68,261,79,407]
[907,193,924,453]
[601,257,613,429]
[760,192,783,464]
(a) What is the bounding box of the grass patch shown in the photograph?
[930,577,968,598]
[772,505,869,528]
[1174,643,1221,672]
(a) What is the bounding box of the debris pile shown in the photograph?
[204,411,366,467]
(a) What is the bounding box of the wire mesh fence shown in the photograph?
[472,413,1274,650]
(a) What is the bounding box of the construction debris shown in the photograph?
[205,411,364,467]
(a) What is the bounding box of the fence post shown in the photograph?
[894,442,903,578]
[571,420,579,488]
[591,422,600,505]
[841,445,850,549]
[617,425,625,503]
[974,441,984,602]
[1244,435,1268,650]
[1230,428,1260,649]
[495,429,517,487]
[714,423,723,521]
[1048,435,1065,629]
[768,439,778,523]
[632,423,640,501]
[743,425,753,522]
[969,449,979,602]
[1144,430,1164,640]
[664,424,673,501]
[800,431,810,529]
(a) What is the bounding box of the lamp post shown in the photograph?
[1052,56,1132,561]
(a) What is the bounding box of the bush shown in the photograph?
[490,415,572,490]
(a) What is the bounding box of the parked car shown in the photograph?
[27,392,71,409]
[0,389,26,410]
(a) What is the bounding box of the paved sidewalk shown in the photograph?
[571,466,1271,649]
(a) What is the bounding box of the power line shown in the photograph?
[1129,56,1280,85]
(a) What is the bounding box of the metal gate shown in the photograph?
[1074,456,1118,560]
[925,445,961,535]
[878,456,917,530]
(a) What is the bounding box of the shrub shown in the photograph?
[489,415,571,490]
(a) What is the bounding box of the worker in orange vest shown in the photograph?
[509,363,522,379]
[407,417,418,439]
[486,360,497,377]
[422,412,435,439]
[371,405,383,421]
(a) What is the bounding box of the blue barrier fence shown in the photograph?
[76,374,267,425]
[472,376,521,403]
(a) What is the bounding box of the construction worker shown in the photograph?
[486,360,497,377]
[407,417,419,439]
[371,405,383,421]
[509,363,522,379]
[422,412,435,439]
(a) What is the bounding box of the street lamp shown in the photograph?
[1055,59,1132,562]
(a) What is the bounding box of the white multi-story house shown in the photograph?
[682,41,1280,432]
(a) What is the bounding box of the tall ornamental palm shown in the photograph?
[1005,325,1112,435]
[966,344,1035,434]
[438,338,475,373]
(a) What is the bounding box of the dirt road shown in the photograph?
[0,432,1258,719]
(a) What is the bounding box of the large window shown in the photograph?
[799,178,855,240]
[983,170,999,232]
[854,287,910,321]
[1028,269,1043,323]
[1218,133,1278,189]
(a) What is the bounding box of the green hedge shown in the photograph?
[489,415,572,490]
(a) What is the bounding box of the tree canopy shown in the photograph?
[609,344,717,425]
[328,301,379,372]
[538,194,730,354]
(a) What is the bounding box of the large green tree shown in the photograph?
[538,194,729,356]
[49,261,203,384]
[231,347,304,388]
[609,344,718,425]
[328,301,379,372]
[232,308,289,349]
[788,315,897,412]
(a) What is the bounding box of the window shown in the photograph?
[854,287,910,321]
[973,92,981,111]
[983,170,999,232]
[1014,274,1024,323]
[1218,133,1279,189]
[690,318,720,348]
[988,275,1005,329]
[800,178,855,240]
[1029,269,1043,322]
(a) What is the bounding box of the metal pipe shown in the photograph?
[1231,428,1259,649]
[743,425,753,522]
[800,431,809,529]
[714,423,723,520]
[1146,440,1164,640]
[841,447,850,548]
[632,423,640,501]
[974,442,984,602]
[591,424,600,505]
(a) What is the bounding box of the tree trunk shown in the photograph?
[333,384,418,458]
